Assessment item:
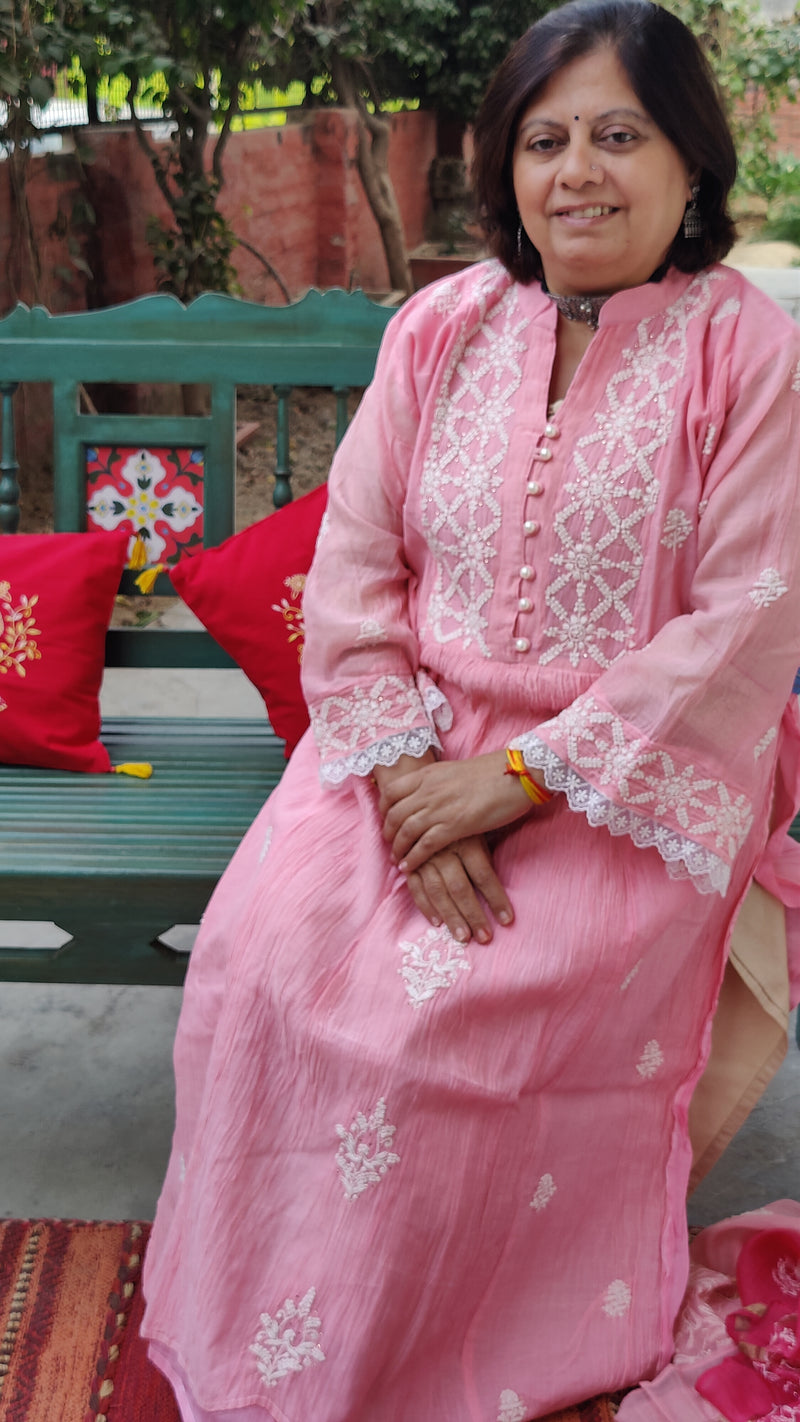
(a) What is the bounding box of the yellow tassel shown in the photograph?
[134,564,165,594]
[127,531,148,570]
[113,762,154,779]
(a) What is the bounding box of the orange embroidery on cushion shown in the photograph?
[271,574,307,663]
[0,582,42,703]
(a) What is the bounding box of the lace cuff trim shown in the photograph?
[511,732,731,896]
[319,727,442,787]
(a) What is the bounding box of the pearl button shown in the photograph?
[544,422,560,439]
[514,637,530,653]
[523,519,539,535]
[520,565,534,579]
[518,597,532,612]
[536,447,553,462]
[527,481,543,496]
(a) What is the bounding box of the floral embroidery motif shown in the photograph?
[755,727,778,761]
[620,959,643,992]
[497,1389,528,1422]
[698,497,709,518]
[711,297,741,324]
[792,358,800,395]
[399,925,471,1007]
[603,1280,632,1318]
[530,1174,556,1212]
[428,280,462,317]
[0,581,41,697]
[636,1040,664,1080]
[272,574,307,663]
[541,274,719,668]
[702,426,717,459]
[356,618,387,645]
[421,276,528,657]
[259,825,273,864]
[310,675,431,777]
[335,1097,400,1201]
[661,508,693,552]
[749,568,789,609]
[250,1288,325,1388]
[86,446,203,564]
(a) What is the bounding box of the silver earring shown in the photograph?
[683,184,703,239]
[516,222,523,260]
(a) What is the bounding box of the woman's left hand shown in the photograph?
[379,752,532,873]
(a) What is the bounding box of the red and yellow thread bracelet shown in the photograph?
[504,748,553,805]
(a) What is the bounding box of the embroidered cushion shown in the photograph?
[169,484,327,756]
[0,530,129,772]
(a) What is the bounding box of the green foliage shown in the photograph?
[146,173,239,299]
[665,0,800,200]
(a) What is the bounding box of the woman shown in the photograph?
[142,2,800,1419]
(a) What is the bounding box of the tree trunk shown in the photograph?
[329,54,412,297]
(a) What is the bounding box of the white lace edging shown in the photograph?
[320,727,441,787]
[512,733,730,896]
[417,671,454,733]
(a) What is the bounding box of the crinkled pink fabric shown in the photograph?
[141,264,800,1422]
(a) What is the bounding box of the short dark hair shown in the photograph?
[472,0,737,282]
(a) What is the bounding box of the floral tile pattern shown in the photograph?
[86,446,205,565]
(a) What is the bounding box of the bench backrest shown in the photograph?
[0,288,396,668]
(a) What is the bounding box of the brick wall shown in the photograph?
[0,108,437,315]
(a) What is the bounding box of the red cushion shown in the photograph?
[169,484,327,755]
[0,531,129,772]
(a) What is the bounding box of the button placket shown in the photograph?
[513,420,558,654]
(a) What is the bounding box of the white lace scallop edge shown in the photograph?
[512,733,730,897]
[319,727,442,787]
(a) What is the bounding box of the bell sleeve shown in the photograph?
[300,302,451,786]
[513,332,800,896]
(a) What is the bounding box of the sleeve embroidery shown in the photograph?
[512,693,756,896]
[310,672,453,785]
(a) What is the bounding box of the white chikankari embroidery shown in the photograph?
[399,925,471,1007]
[310,675,441,783]
[711,297,741,324]
[603,1280,632,1318]
[513,727,739,895]
[774,1256,800,1298]
[428,279,462,317]
[790,358,800,394]
[335,1097,401,1201]
[620,959,643,992]
[749,568,789,608]
[519,695,754,874]
[530,1174,556,1212]
[702,426,717,459]
[698,497,709,518]
[754,727,778,761]
[250,1288,325,1388]
[636,1040,664,1080]
[661,508,693,552]
[356,618,388,644]
[421,274,528,657]
[541,273,720,668]
[497,1390,528,1422]
[417,670,454,732]
[259,825,273,864]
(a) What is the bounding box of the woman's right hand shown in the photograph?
[402,834,514,946]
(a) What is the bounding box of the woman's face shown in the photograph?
[512,46,694,296]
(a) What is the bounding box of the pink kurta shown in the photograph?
[142,261,800,1422]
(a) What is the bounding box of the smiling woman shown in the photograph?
[140,5,800,1422]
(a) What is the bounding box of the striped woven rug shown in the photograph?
[0,1218,620,1421]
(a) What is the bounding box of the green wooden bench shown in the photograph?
[0,289,394,986]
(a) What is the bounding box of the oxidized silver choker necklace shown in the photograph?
[545,290,611,330]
